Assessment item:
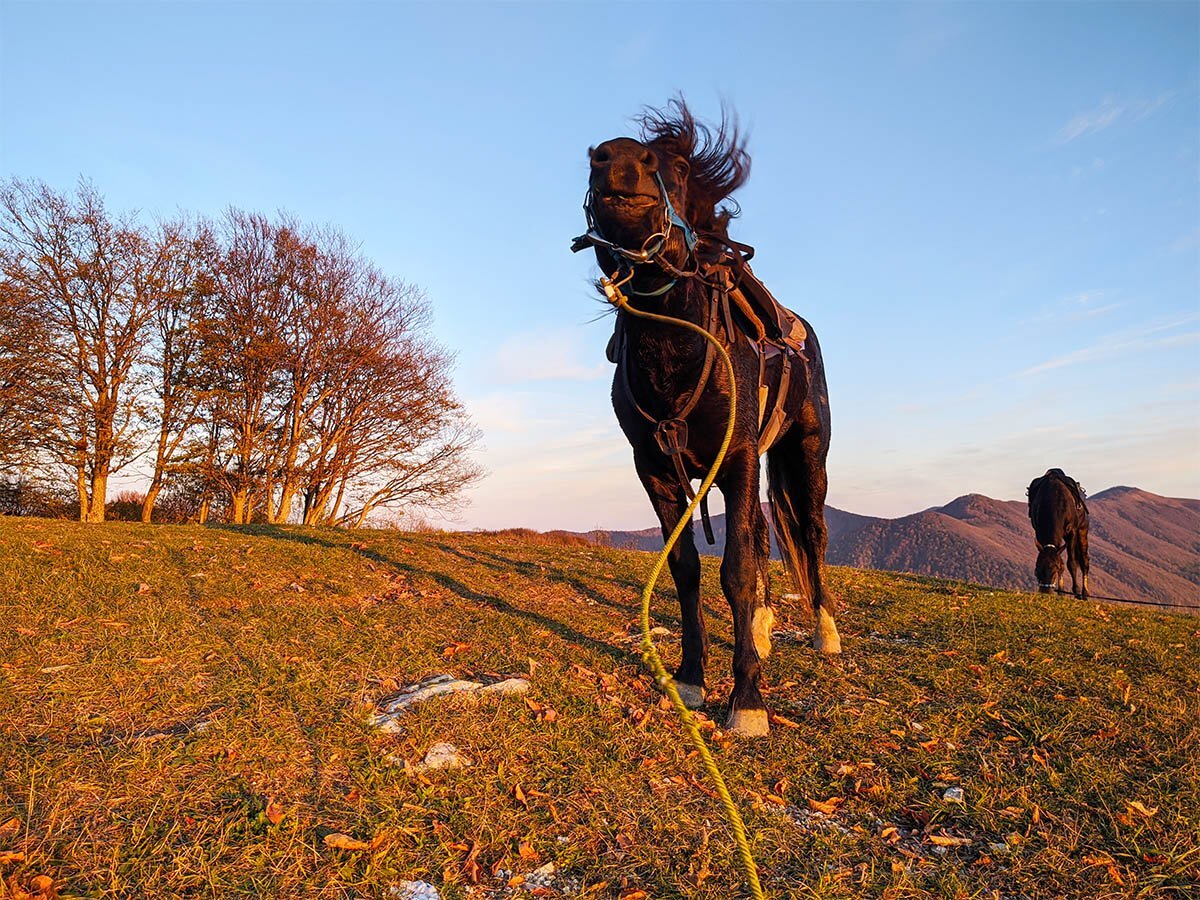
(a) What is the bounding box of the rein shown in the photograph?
[575,179,722,543]
[598,272,766,900]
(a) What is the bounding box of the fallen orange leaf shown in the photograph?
[323,833,370,851]
[807,796,845,815]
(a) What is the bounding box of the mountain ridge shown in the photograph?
[578,487,1198,611]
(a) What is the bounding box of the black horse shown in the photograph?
[573,101,840,737]
[1027,468,1090,598]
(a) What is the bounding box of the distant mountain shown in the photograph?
[583,488,1199,612]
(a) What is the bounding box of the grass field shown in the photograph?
[1,517,1197,898]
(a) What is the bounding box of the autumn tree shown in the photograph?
[0,276,58,471]
[194,210,288,524]
[297,267,483,526]
[0,180,160,521]
[140,218,214,522]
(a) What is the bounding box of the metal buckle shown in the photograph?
[654,418,689,456]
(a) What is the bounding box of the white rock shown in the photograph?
[389,881,440,900]
[942,787,965,803]
[416,742,471,772]
[476,677,530,696]
[369,673,531,731]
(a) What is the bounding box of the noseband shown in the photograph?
[571,170,699,293]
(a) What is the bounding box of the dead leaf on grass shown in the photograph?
[807,796,845,815]
[265,799,284,825]
[323,833,370,851]
[0,850,25,863]
[1125,800,1158,818]
[0,818,20,839]
[928,833,972,847]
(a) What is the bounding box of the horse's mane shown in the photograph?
[637,98,750,244]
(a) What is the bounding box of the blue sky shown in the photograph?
[2,1,1196,530]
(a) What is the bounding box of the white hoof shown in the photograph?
[813,607,842,654]
[726,708,770,738]
[675,682,706,710]
[752,605,775,659]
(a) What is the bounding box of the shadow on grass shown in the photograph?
[428,542,738,654]
[239,526,635,666]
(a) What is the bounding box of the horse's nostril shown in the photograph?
[591,146,612,165]
[640,148,657,171]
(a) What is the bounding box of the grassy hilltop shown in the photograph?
[0,518,1197,898]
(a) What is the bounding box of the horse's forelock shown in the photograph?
[637,97,751,239]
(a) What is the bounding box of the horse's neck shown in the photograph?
[622,284,710,387]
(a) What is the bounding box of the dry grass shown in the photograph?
[0,517,1197,898]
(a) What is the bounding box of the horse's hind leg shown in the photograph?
[1066,537,1082,598]
[751,502,774,660]
[637,464,708,709]
[801,431,840,653]
[768,422,840,653]
[1074,530,1090,599]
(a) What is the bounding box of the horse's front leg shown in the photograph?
[1066,537,1082,598]
[719,452,770,737]
[636,459,708,709]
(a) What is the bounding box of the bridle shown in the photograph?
[571,169,701,294]
[1037,543,1061,589]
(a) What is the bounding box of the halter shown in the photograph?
[571,170,699,293]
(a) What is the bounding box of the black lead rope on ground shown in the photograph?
[1049,587,1199,611]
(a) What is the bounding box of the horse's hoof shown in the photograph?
[726,708,769,738]
[813,607,842,654]
[752,605,775,659]
[675,682,706,709]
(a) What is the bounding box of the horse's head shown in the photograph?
[575,99,751,283]
[583,136,694,276]
[1035,543,1064,593]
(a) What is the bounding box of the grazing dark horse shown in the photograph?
[572,101,840,737]
[1027,468,1090,598]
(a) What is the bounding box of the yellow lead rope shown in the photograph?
[603,276,766,900]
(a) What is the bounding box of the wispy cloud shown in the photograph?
[492,328,609,383]
[1018,290,1124,327]
[1054,93,1172,144]
[1018,315,1200,377]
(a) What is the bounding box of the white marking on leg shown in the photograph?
[752,605,774,659]
[726,708,769,738]
[813,606,842,654]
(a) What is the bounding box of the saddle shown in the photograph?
[605,258,808,456]
[1028,468,1087,512]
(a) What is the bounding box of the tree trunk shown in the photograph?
[231,489,248,525]
[87,471,108,522]
[141,481,162,523]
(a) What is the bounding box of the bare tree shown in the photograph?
[195,210,287,524]
[140,218,213,522]
[0,277,59,471]
[0,179,158,521]
[297,270,484,527]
